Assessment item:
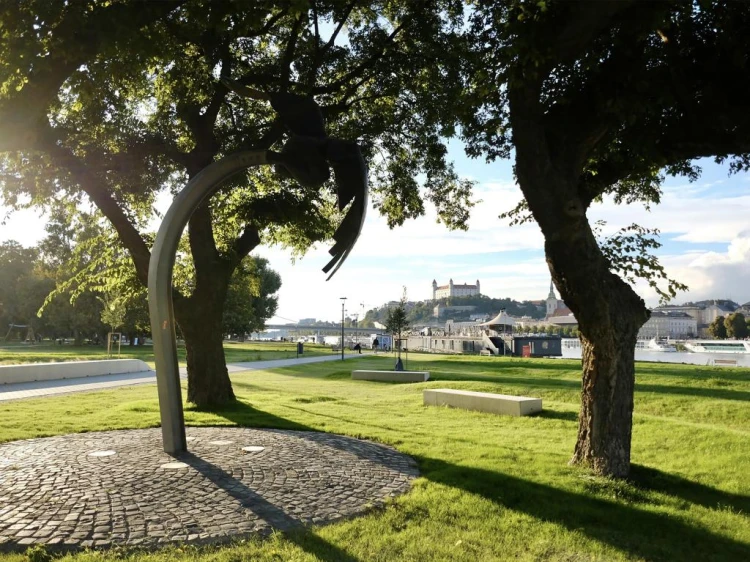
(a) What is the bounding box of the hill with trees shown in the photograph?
[362,295,545,327]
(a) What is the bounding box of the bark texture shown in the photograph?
[509,82,650,477]
[174,275,235,407]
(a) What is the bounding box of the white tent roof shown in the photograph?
[480,311,515,327]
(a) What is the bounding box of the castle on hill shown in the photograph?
[432,279,480,300]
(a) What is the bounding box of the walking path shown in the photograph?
[0,354,358,402]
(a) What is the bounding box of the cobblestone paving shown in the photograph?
[0,427,418,551]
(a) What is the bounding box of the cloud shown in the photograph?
[589,192,750,244]
[633,231,750,306]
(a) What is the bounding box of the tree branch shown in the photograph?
[39,136,152,286]
[0,1,184,152]
[280,14,305,89]
[323,0,358,52]
[312,20,407,95]
[232,225,262,265]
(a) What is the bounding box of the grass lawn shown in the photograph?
[0,340,332,368]
[0,353,748,561]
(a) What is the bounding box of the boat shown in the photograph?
[684,340,750,354]
[647,338,677,352]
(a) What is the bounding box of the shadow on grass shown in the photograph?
[535,409,579,422]
[178,452,360,562]
[418,456,750,561]
[635,383,750,402]
[630,464,750,514]
[188,398,313,431]
[430,372,750,402]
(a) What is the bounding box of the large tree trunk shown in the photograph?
[173,197,237,407]
[175,285,235,407]
[547,238,650,477]
[545,226,650,478]
[536,211,650,478]
[509,84,649,477]
[566,273,647,477]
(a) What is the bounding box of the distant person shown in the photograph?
[354,343,362,354]
[373,338,379,354]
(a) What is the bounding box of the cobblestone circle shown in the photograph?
[0,427,419,551]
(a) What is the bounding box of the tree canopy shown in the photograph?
[0,0,471,405]
[378,0,750,477]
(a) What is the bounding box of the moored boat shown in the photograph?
[647,338,677,352]
[684,340,750,354]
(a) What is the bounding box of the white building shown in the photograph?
[638,311,697,339]
[432,279,480,300]
[546,279,572,319]
[655,301,737,325]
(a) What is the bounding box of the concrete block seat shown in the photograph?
[352,370,430,382]
[423,388,541,417]
[0,359,152,385]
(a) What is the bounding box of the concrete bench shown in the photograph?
[423,388,542,417]
[713,359,738,366]
[352,370,430,382]
[0,359,152,385]
[479,349,492,356]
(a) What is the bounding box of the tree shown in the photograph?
[0,1,466,406]
[0,242,40,339]
[222,257,281,338]
[709,316,728,340]
[97,292,127,335]
[385,288,410,370]
[377,1,750,477]
[724,313,748,340]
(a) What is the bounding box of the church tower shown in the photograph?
[432,279,438,301]
[546,279,558,317]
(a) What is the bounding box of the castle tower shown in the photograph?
[546,278,558,317]
[476,279,480,295]
[449,278,454,297]
[432,279,438,301]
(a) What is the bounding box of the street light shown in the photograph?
[340,297,347,361]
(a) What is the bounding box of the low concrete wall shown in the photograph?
[0,359,152,385]
[423,388,542,417]
[352,370,430,382]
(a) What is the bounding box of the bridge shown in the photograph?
[263,324,382,334]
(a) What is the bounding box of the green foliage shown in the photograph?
[594,221,688,304]
[0,2,476,399]
[384,288,410,337]
[724,313,748,340]
[365,295,545,327]
[0,241,41,334]
[709,316,728,340]
[222,256,282,337]
[97,291,127,333]
[23,544,51,562]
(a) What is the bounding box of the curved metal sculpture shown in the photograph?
[148,88,368,454]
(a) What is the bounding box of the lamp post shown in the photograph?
[340,297,347,361]
[352,313,359,348]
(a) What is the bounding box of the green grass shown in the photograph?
[0,353,748,561]
[0,340,331,368]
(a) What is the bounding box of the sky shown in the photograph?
[2,147,749,324]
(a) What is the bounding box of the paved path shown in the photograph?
[0,354,359,402]
[0,426,418,551]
